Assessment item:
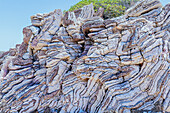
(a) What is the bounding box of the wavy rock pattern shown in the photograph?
[0,0,169,113]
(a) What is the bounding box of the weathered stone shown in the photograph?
[0,1,169,113]
[125,0,162,17]
[23,26,33,44]
[12,57,32,66]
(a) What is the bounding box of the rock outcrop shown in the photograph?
[0,0,169,112]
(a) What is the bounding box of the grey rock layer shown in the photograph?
[0,0,169,113]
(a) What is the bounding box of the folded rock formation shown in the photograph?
[0,0,169,113]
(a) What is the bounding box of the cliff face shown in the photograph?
[0,0,169,112]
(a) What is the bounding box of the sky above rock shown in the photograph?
[0,0,169,51]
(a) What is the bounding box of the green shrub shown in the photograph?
[68,0,139,19]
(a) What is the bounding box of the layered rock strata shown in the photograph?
[0,0,169,113]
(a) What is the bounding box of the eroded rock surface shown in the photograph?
[0,0,169,113]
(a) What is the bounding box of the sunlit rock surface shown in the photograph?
[0,0,169,113]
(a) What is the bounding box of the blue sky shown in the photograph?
[0,0,169,51]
